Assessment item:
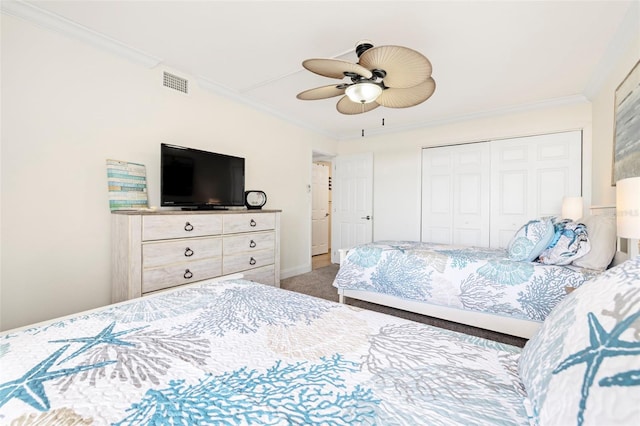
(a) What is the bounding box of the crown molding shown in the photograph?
[1,0,162,68]
[1,0,610,143]
[337,95,590,141]
[1,0,336,139]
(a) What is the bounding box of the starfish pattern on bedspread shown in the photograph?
[49,321,148,363]
[552,310,640,425]
[0,344,115,411]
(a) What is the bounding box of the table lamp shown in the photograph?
[562,196,583,221]
[616,177,640,258]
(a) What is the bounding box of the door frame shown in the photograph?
[311,150,335,266]
[311,161,330,256]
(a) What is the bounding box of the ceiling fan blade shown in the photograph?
[336,96,380,115]
[302,58,373,79]
[359,45,432,89]
[376,78,436,108]
[296,85,346,100]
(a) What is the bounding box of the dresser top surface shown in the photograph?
[112,209,282,216]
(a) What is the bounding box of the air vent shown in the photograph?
[163,71,188,94]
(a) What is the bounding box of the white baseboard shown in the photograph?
[280,264,312,280]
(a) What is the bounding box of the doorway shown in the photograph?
[311,154,333,270]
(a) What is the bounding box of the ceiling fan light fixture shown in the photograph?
[345,82,382,104]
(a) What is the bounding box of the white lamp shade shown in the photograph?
[616,176,640,239]
[345,82,382,104]
[561,196,583,221]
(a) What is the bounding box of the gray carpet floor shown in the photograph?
[281,264,528,348]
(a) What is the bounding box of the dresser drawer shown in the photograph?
[242,264,276,286]
[223,213,275,234]
[223,249,274,275]
[223,231,274,255]
[143,215,223,241]
[143,237,222,268]
[142,258,222,294]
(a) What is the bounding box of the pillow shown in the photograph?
[507,218,555,262]
[572,215,617,271]
[538,219,591,265]
[518,256,640,425]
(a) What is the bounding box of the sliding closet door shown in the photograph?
[489,130,582,248]
[421,142,491,246]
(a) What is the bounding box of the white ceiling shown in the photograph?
[5,1,638,140]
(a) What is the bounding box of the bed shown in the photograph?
[334,215,619,339]
[1,257,638,425]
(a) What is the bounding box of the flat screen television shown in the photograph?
[161,143,245,210]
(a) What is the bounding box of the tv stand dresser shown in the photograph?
[111,209,281,302]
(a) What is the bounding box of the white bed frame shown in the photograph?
[336,206,618,340]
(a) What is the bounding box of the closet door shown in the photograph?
[489,131,582,248]
[421,142,490,247]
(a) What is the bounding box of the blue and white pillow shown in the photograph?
[538,219,591,265]
[507,218,555,262]
[518,256,640,425]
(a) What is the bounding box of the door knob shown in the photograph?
[361,215,371,220]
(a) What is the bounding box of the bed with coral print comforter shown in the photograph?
[333,241,598,323]
[0,278,530,425]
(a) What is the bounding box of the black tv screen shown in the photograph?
[161,143,245,209]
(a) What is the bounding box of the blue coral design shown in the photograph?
[348,246,383,268]
[115,354,378,425]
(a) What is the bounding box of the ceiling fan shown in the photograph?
[296,40,436,115]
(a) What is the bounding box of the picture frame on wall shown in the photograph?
[612,59,640,185]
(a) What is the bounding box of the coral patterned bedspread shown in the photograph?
[333,241,599,322]
[0,279,531,425]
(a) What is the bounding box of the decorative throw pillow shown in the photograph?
[507,218,555,262]
[538,219,591,265]
[572,215,617,271]
[518,256,640,425]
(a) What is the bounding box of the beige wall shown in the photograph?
[1,7,637,331]
[336,18,639,242]
[338,103,593,241]
[0,15,336,330]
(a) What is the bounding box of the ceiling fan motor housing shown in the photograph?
[372,69,387,79]
[355,41,374,57]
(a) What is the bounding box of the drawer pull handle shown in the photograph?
[249,257,256,266]
[250,219,257,227]
[249,240,256,248]
[184,269,193,279]
[184,222,194,232]
[184,247,194,257]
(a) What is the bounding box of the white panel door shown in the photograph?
[490,130,582,248]
[332,153,373,263]
[421,142,491,247]
[311,162,329,256]
[421,149,453,244]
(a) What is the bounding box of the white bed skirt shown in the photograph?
[337,287,540,339]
